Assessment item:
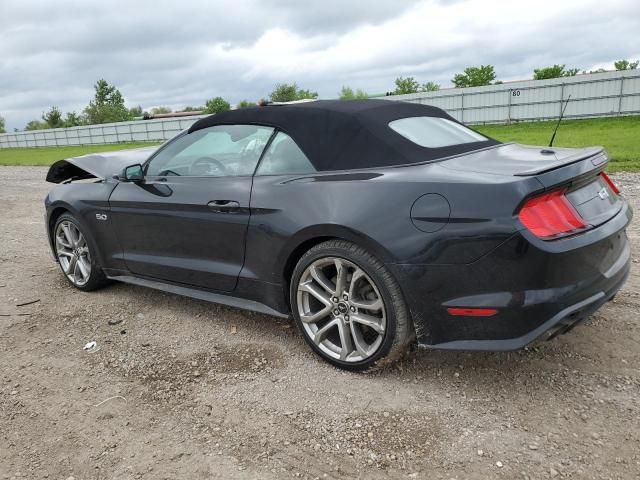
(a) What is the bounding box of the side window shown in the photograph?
[255,132,316,176]
[146,125,274,177]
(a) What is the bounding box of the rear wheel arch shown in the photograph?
[280,226,397,304]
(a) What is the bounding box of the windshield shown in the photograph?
[389,116,487,148]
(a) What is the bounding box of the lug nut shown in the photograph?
[332,297,339,303]
[344,315,350,321]
[350,306,356,312]
[333,309,340,316]
[342,294,349,301]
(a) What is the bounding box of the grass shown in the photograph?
[0,142,160,166]
[475,116,640,172]
[0,116,638,171]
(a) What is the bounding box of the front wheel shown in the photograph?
[53,213,108,291]
[290,240,413,371]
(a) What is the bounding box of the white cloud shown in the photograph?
[0,0,638,130]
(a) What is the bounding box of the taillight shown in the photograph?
[518,189,586,239]
[600,172,620,195]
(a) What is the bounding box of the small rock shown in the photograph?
[10,390,17,395]
[477,449,484,456]
[136,313,145,320]
[496,461,503,468]
[230,325,237,334]
[108,318,123,326]
[528,444,538,450]
[192,371,201,377]
[591,432,600,440]
[550,467,559,477]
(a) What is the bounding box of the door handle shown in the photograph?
[207,200,240,212]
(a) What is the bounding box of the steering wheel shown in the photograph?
[190,157,229,176]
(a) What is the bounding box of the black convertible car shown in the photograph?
[45,99,631,370]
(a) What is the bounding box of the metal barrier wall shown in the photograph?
[1,69,639,148]
[0,115,207,149]
[382,69,640,124]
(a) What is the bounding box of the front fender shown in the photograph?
[45,182,124,271]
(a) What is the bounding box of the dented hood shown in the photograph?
[46,146,158,183]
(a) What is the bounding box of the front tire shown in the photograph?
[53,213,108,291]
[290,240,413,371]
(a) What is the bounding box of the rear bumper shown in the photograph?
[391,200,632,350]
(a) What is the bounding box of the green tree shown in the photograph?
[64,111,83,127]
[236,100,255,108]
[24,120,48,131]
[150,106,172,115]
[421,81,440,92]
[129,105,144,117]
[180,106,205,112]
[83,79,132,124]
[42,106,64,128]
[533,64,579,80]
[393,76,421,94]
[614,59,639,70]
[269,83,318,102]
[339,86,369,100]
[452,65,497,88]
[204,97,231,114]
[0,115,5,134]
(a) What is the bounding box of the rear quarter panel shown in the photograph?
[244,163,543,288]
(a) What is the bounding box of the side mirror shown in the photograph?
[121,164,144,182]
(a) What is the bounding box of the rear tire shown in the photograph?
[53,213,108,292]
[290,240,413,371]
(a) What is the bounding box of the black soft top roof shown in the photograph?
[188,99,498,171]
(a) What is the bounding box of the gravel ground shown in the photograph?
[1,166,639,480]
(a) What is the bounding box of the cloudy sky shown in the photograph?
[1,0,639,130]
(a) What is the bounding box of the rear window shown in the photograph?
[389,116,487,148]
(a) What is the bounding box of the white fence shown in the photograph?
[0,115,207,149]
[1,70,640,149]
[383,69,640,124]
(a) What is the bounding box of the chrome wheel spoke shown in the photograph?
[62,223,76,246]
[350,322,372,358]
[65,255,77,275]
[313,318,339,345]
[334,259,347,296]
[300,304,333,324]
[309,265,336,295]
[350,297,383,312]
[348,268,366,298]
[350,312,385,334]
[299,281,333,307]
[77,257,90,280]
[337,320,354,360]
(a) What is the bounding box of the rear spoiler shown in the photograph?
[514,146,605,176]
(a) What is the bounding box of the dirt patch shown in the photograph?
[1,166,640,479]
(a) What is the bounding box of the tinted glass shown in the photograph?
[256,132,316,175]
[146,125,274,177]
[388,116,487,148]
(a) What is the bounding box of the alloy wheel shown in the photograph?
[55,220,92,287]
[296,257,386,363]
